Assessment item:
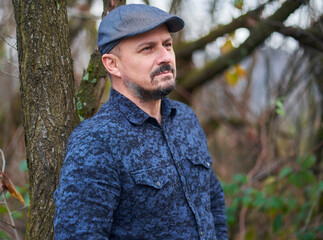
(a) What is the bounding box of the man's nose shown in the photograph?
[156,46,172,65]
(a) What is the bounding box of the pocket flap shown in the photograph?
[131,165,172,189]
[187,154,212,169]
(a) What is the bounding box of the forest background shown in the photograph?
[0,0,322,239]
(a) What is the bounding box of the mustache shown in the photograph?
[150,64,175,80]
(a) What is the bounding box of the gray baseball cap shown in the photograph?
[97,4,185,55]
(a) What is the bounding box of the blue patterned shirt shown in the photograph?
[54,88,228,240]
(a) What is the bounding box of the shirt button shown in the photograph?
[156,181,161,187]
[200,231,204,236]
[206,162,210,167]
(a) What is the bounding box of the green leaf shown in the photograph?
[242,195,252,207]
[76,101,83,111]
[298,231,316,240]
[233,174,248,184]
[279,166,292,178]
[319,181,323,191]
[317,224,323,232]
[12,211,23,219]
[275,98,285,117]
[300,155,315,170]
[24,191,29,206]
[276,108,285,117]
[297,156,303,164]
[285,198,298,212]
[19,159,28,172]
[271,196,284,211]
[253,192,265,208]
[222,182,239,197]
[298,170,316,185]
[244,188,254,195]
[0,230,11,239]
[0,205,7,214]
[273,213,283,232]
[82,72,89,81]
[91,78,97,84]
[226,206,237,225]
[276,100,284,109]
[288,173,302,188]
[232,197,240,209]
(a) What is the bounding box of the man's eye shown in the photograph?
[142,46,151,51]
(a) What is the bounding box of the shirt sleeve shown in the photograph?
[210,170,228,240]
[54,133,121,240]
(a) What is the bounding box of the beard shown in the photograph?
[124,64,176,102]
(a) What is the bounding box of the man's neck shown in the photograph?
[135,99,162,124]
[112,84,162,124]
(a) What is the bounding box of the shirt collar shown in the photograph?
[109,88,177,125]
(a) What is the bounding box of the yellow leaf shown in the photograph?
[224,70,239,87]
[264,176,276,185]
[221,40,234,54]
[235,65,247,78]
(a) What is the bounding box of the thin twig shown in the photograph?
[0,218,15,228]
[2,193,20,240]
[0,70,19,79]
[0,36,17,50]
[0,149,5,173]
[11,205,29,215]
[247,118,268,179]
[239,206,247,240]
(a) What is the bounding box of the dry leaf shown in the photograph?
[0,171,25,206]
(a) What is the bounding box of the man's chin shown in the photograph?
[125,75,176,102]
[137,84,175,102]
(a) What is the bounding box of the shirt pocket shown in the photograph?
[130,165,176,208]
[185,153,212,192]
[187,153,213,169]
[186,154,213,212]
[131,165,174,190]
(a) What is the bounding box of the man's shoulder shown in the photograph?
[68,103,123,144]
[168,99,197,118]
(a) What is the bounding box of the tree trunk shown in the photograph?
[76,0,126,120]
[12,1,79,239]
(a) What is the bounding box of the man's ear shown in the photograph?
[102,53,121,78]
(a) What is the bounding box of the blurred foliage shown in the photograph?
[223,154,322,239]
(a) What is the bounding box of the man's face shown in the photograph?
[116,25,176,102]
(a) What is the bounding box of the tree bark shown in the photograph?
[76,0,126,120]
[12,0,79,239]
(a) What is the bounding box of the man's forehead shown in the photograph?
[120,25,171,46]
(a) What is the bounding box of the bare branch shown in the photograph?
[142,0,150,5]
[0,35,17,50]
[102,0,126,18]
[174,1,270,59]
[277,25,323,53]
[178,0,305,92]
[0,70,19,79]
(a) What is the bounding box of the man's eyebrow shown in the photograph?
[136,37,173,51]
[164,37,173,43]
[136,41,156,51]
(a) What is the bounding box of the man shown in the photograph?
[54,4,228,240]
